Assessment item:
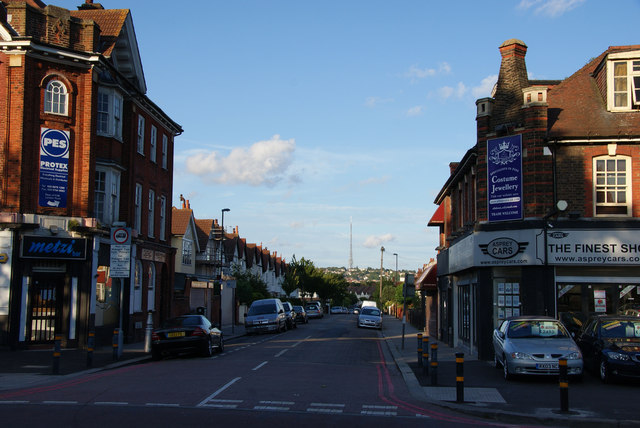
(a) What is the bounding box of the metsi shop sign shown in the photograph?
[543,229,640,265]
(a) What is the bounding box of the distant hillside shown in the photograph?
[318,266,416,284]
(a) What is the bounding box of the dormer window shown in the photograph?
[607,53,640,111]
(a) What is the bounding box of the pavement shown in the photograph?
[1,316,640,427]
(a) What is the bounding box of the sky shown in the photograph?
[54,0,640,270]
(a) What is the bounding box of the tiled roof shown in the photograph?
[547,45,640,139]
[194,219,213,250]
[171,207,192,236]
[70,9,129,56]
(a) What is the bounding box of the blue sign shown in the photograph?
[21,236,87,260]
[39,128,70,208]
[487,135,522,222]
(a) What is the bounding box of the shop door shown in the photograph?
[28,274,64,343]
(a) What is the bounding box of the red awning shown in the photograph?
[428,204,444,226]
[415,263,437,291]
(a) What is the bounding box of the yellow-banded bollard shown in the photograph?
[87,331,95,368]
[417,333,423,367]
[456,352,464,402]
[112,328,120,361]
[422,336,429,375]
[430,342,438,385]
[52,334,62,374]
[559,358,569,412]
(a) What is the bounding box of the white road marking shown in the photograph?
[252,361,268,370]
[260,400,294,405]
[307,408,343,414]
[210,399,242,403]
[0,401,29,404]
[309,402,345,407]
[196,376,242,407]
[361,410,397,416]
[274,349,288,357]
[254,405,289,411]
[94,401,128,406]
[42,401,78,405]
[201,403,238,409]
[145,403,180,407]
[362,405,397,409]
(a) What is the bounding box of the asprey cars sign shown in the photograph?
[38,128,70,208]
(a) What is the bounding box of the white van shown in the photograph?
[361,300,377,309]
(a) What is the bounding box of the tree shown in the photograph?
[232,267,270,305]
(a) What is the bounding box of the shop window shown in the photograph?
[593,155,631,216]
[147,263,156,311]
[44,80,68,115]
[458,284,471,343]
[133,261,143,313]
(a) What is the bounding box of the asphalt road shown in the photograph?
[0,315,505,428]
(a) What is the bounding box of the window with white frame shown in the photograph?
[44,80,68,115]
[134,183,143,233]
[148,189,155,237]
[607,53,640,111]
[182,239,193,265]
[137,115,145,155]
[594,155,631,216]
[94,166,120,225]
[162,134,168,169]
[150,126,157,163]
[159,195,167,241]
[97,88,123,139]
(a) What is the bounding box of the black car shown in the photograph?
[151,314,224,360]
[576,315,640,382]
[293,305,308,324]
[282,301,297,330]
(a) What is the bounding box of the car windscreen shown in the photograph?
[599,319,640,338]
[507,320,569,338]
[248,303,277,316]
[162,316,201,328]
[361,308,381,316]
[293,306,303,311]
[305,306,317,311]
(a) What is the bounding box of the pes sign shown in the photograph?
[38,128,70,208]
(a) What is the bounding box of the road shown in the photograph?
[0,315,529,427]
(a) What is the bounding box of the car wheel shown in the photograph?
[503,356,511,380]
[599,360,611,383]
[203,338,213,357]
[217,335,224,353]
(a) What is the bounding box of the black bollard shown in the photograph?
[87,331,95,368]
[52,334,62,374]
[112,328,120,361]
[422,336,429,375]
[456,352,464,403]
[417,333,423,367]
[559,358,569,412]
[430,342,438,385]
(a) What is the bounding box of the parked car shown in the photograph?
[492,316,583,380]
[305,303,323,319]
[576,315,640,383]
[282,301,297,330]
[357,306,383,329]
[151,314,223,360]
[292,305,308,324]
[244,298,287,334]
[330,306,346,314]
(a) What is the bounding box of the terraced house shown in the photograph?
[431,39,640,359]
[0,0,181,349]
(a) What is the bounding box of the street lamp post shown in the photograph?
[393,253,398,285]
[379,246,385,303]
[221,208,230,331]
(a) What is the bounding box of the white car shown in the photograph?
[357,307,382,329]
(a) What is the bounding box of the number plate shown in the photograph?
[536,362,558,370]
[167,331,185,338]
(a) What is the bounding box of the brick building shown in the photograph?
[430,39,640,360]
[0,0,181,349]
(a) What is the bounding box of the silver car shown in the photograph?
[493,316,583,380]
[357,307,382,329]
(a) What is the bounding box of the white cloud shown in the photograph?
[365,96,394,108]
[363,233,395,248]
[438,82,467,99]
[404,62,451,82]
[184,134,296,186]
[406,105,424,116]
[472,74,498,98]
[517,0,585,17]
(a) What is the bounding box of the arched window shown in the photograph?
[44,80,68,115]
[147,263,156,311]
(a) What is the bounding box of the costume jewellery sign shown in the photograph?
[487,134,522,222]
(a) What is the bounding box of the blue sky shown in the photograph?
[57,0,640,270]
